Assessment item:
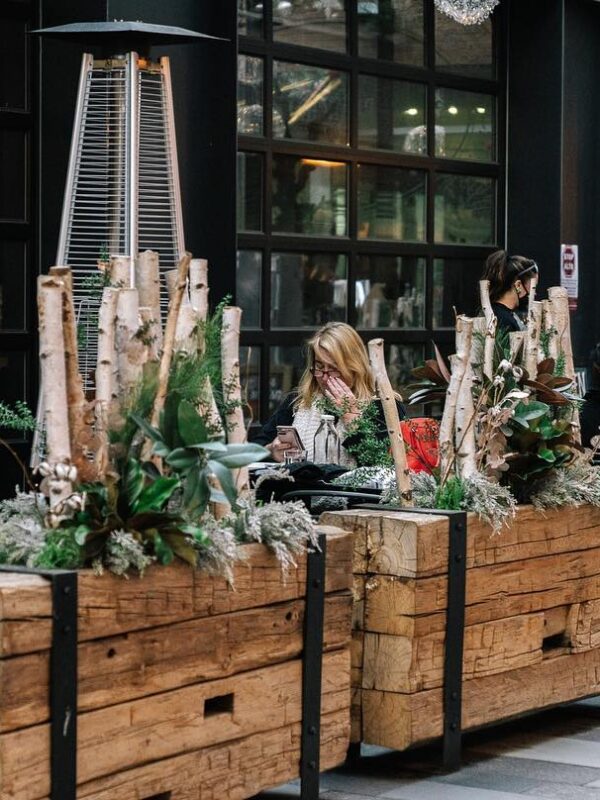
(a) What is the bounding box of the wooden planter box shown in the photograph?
[321,505,600,751]
[0,524,354,800]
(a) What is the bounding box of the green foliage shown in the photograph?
[0,400,36,432]
[316,396,392,467]
[434,475,465,511]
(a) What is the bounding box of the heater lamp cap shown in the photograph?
[32,20,227,47]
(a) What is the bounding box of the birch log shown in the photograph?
[49,266,96,482]
[115,288,143,393]
[368,338,412,506]
[149,253,192,433]
[548,286,580,443]
[524,300,543,377]
[189,258,209,317]
[135,250,163,354]
[542,299,559,360]
[509,331,526,362]
[166,268,197,353]
[470,316,487,370]
[439,315,473,483]
[454,318,477,480]
[95,287,119,478]
[479,279,497,381]
[221,306,249,493]
[110,255,131,287]
[139,307,161,362]
[37,276,73,507]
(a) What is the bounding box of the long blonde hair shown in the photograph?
[296,322,375,409]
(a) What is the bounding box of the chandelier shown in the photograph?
[434,0,500,25]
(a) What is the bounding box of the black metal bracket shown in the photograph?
[355,505,467,771]
[0,565,78,799]
[300,532,327,800]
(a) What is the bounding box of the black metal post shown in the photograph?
[0,566,78,799]
[300,532,327,800]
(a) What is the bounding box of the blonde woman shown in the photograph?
[255,322,405,466]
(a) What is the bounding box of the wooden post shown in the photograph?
[542,299,559,360]
[95,287,119,478]
[479,279,497,381]
[439,315,473,483]
[221,306,249,493]
[454,317,477,480]
[135,250,163,353]
[548,286,580,443]
[165,268,197,353]
[524,301,543,377]
[189,258,209,317]
[115,288,143,394]
[368,338,412,506]
[139,306,161,363]
[37,276,73,508]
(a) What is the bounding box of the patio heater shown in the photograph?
[34,21,222,386]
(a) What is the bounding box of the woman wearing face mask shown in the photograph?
[254,321,405,466]
[481,250,539,332]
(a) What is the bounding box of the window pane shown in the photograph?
[435,88,495,162]
[0,19,27,111]
[237,250,262,328]
[0,351,27,442]
[358,76,426,154]
[271,252,347,328]
[433,258,483,328]
[237,152,263,231]
[358,0,425,66]
[435,10,494,79]
[240,346,260,426]
[238,0,263,37]
[273,61,348,146]
[356,255,425,329]
[388,343,425,391]
[238,55,264,136]
[434,174,495,245]
[273,0,347,52]
[358,164,426,241]
[272,155,348,236]
[0,241,26,331]
[269,346,305,414]
[0,130,27,222]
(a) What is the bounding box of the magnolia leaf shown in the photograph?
[216,443,270,468]
[162,532,198,567]
[178,400,208,447]
[207,459,238,507]
[134,476,180,514]
[130,413,164,444]
[141,460,162,481]
[179,524,208,545]
[153,532,174,565]
[537,358,555,376]
[125,459,145,507]
[152,440,171,458]
[165,447,199,471]
[538,447,556,463]
[183,466,210,516]
[187,441,228,453]
[433,342,452,384]
[73,524,92,546]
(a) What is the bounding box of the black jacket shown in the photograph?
[253,393,406,466]
[580,389,600,448]
[491,302,525,333]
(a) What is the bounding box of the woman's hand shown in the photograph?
[266,436,291,463]
[323,376,361,425]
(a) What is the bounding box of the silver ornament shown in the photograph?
[434,0,500,25]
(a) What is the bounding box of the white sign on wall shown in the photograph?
[560,244,579,311]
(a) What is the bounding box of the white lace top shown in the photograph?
[293,398,356,468]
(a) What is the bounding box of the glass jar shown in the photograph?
[313,414,341,464]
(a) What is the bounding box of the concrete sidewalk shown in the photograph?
[254,697,600,799]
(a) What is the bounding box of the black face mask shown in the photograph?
[517,292,529,312]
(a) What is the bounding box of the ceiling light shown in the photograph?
[405,107,419,116]
[476,106,486,114]
[448,106,458,115]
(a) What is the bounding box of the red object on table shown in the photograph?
[399,417,440,474]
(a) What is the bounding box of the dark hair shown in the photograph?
[482,250,538,302]
[590,343,600,389]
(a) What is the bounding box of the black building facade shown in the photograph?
[1,0,600,495]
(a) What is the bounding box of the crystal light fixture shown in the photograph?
[434,0,500,25]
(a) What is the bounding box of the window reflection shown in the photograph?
[238,0,264,37]
[358,0,425,66]
[356,255,425,329]
[358,75,427,154]
[269,346,305,413]
[433,258,482,328]
[238,55,264,136]
[357,164,426,241]
[237,251,262,328]
[273,61,348,145]
[272,155,348,236]
[274,0,347,52]
[435,10,494,79]
[435,88,495,162]
[387,343,425,392]
[435,174,495,245]
[237,152,263,231]
[271,252,347,328]
[240,346,261,425]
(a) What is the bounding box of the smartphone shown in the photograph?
[277,425,305,451]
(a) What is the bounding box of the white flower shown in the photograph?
[498,359,512,373]
[493,375,505,387]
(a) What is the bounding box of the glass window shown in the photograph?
[240,345,260,425]
[357,164,426,241]
[435,88,495,162]
[433,257,483,328]
[435,10,494,80]
[237,250,262,328]
[238,55,264,136]
[358,75,426,154]
[356,255,425,329]
[358,0,425,66]
[0,19,27,111]
[272,61,349,146]
[0,130,27,222]
[388,343,425,392]
[272,155,348,236]
[238,0,264,37]
[269,345,305,414]
[0,351,27,442]
[434,174,495,245]
[271,252,347,328]
[273,0,347,52]
[0,241,26,331]
[237,152,263,232]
